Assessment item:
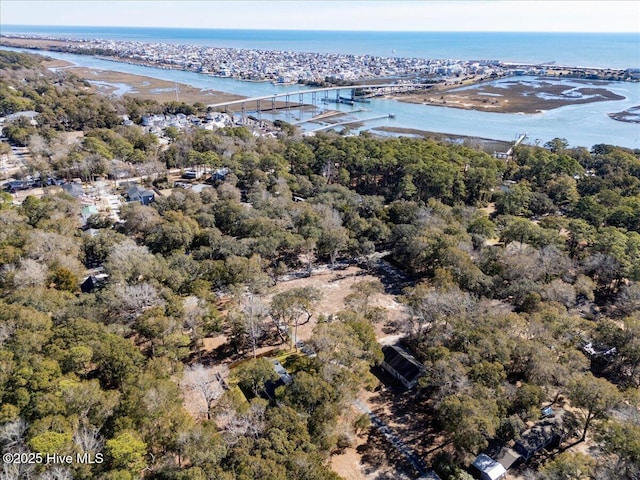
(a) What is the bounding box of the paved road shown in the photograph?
[353,398,428,476]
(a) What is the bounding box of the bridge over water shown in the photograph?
[207,83,432,122]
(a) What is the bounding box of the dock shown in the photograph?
[309,114,394,132]
[292,109,367,125]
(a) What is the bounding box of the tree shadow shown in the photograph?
[366,366,444,461]
[357,428,417,480]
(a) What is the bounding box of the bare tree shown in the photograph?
[239,292,268,358]
[0,418,28,452]
[107,282,164,323]
[542,279,577,308]
[402,283,475,342]
[216,399,266,446]
[2,463,35,480]
[181,364,227,420]
[270,287,322,349]
[36,467,73,480]
[73,426,104,456]
[103,239,157,284]
[12,258,48,289]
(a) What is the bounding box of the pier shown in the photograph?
[291,109,368,125]
[494,133,528,159]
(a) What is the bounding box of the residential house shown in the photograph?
[209,167,229,183]
[80,273,108,293]
[515,410,566,462]
[62,183,85,198]
[484,443,521,472]
[81,205,99,223]
[380,345,424,389]
[127,185,155,205]
[262,359,292,401]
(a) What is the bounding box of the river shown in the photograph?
[3,47,639,149]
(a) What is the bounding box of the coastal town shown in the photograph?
[1,34,637,85]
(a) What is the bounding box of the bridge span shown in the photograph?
[207,83,431,122]
[207,83,431,109]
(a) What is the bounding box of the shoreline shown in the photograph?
[3,40,639,147]
[34,52,637,123]
[1,37,635,121]
[1,34,635,85]
[64,66,248,106]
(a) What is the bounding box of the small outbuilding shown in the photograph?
[472,453,507,480]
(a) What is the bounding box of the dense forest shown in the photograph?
[1,50,639,480]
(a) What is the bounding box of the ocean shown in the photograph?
[2,25,639,69]
[1,25,639,148]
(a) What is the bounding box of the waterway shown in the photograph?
[3,46,640,149]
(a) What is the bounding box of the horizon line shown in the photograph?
[1,24,638,34]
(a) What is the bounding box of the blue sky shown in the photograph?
[1,1,638,32]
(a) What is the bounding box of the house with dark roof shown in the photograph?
[262,359,293,401]
[208,167,229,183]
[62,183,85,197]
[127,185,155,205]
[380,345,424,389]
[515,410,566,462]
[80,273,108,293]
[486,445,521,471]
[417,472,442,480]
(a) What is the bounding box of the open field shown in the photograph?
[193,265,408,479]
[392,77,625,114]
[199,265,405,363]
